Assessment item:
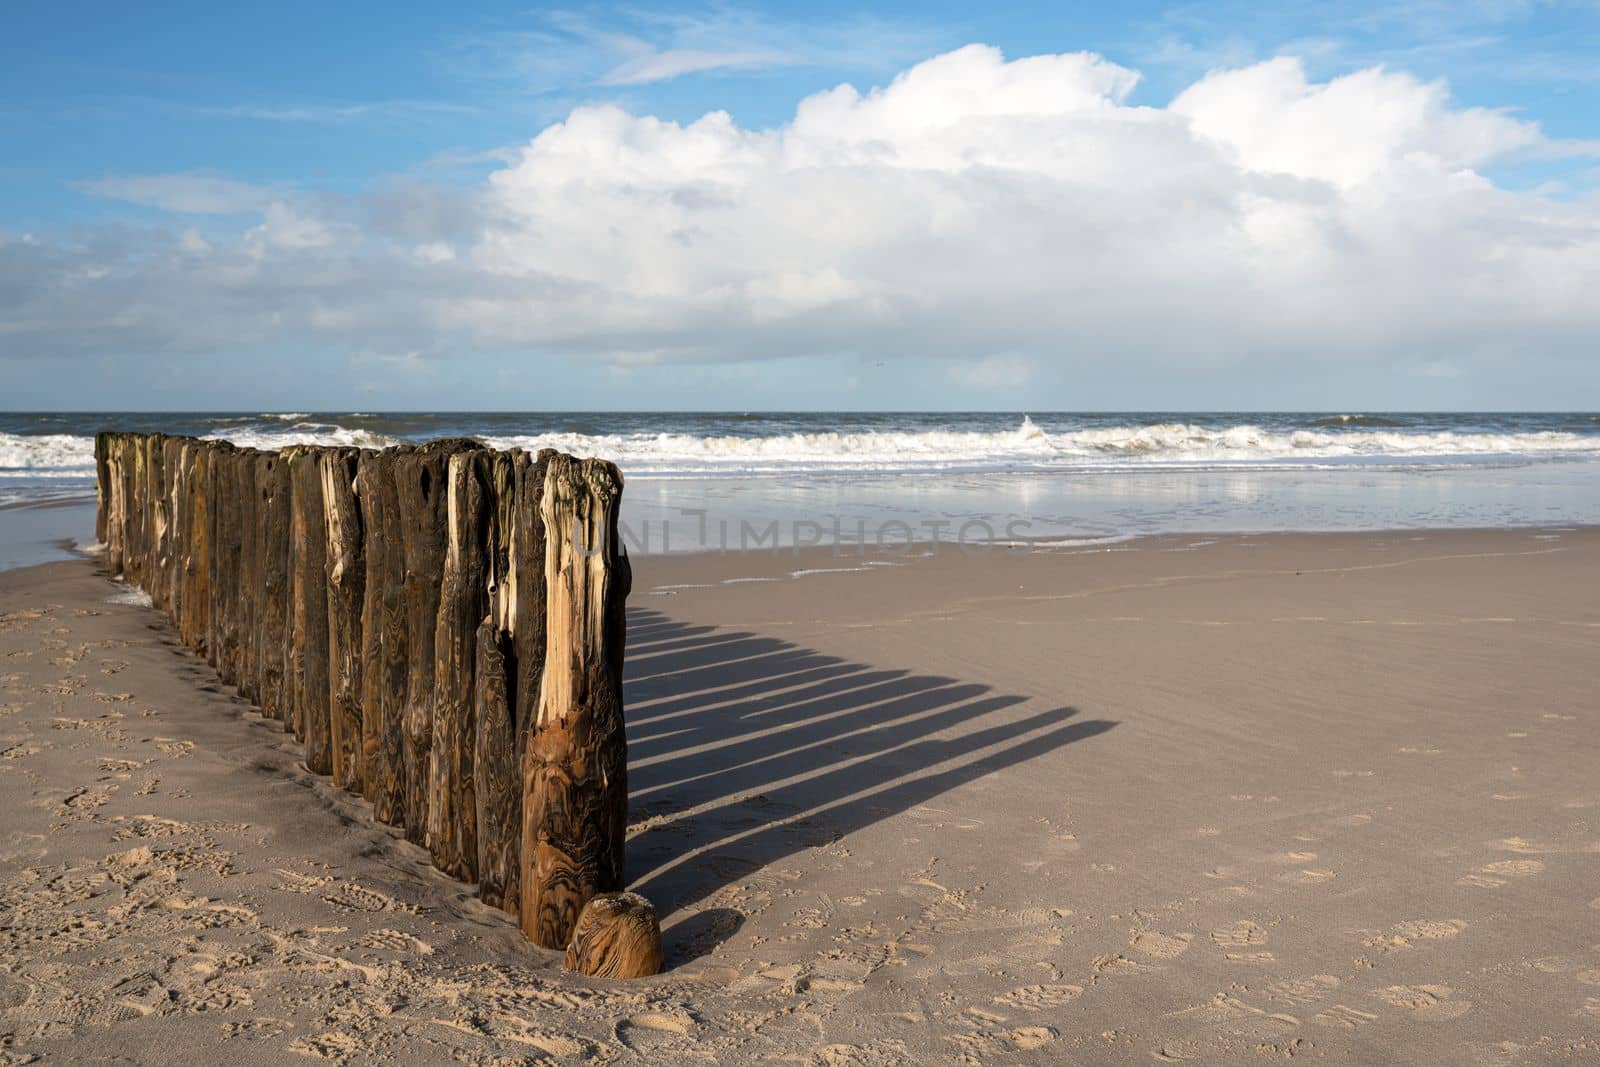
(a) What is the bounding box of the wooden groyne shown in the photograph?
[95,432,657,974]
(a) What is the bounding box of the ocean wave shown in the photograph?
[202,425,405,452]
[6,418,1600,482]
[0,433,96,474]
[481,417,1600,475]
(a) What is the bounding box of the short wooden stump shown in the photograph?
[562,892,664,979]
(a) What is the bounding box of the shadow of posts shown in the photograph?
[622,607,1117,962]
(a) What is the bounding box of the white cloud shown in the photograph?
[178,228,211,255]
[599,46,789,85]
[78,173,280,214]
[244,202,341,252]
[13,44,1600,401]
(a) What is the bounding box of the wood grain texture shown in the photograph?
[322,447,366,794]
[370,449,409,826]
[521,454,631,950]
[428,450,486,880]
[354,450,387,805]
[473,619,518,913]
[562,892,663,979]
[288,447,332,767]
[393,440,476,847]
[255,452,289,722]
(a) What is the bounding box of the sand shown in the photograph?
[1,528,1597,1064]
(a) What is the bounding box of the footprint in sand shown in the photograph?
[1373,984,1471,1021]
[1458,858,1544,888]
[814,1040,913,1066]
[1210,920,1269,948]
[1364,919,1467,951]
[994,983,1083,1010]
[1265,975,1340,1006]
[354,929,433,955]
[321,882,416,914]
[946,1024,1059,1059]
[1314,1004,1379,1028]
[1131,931,1193,960]
[1277,867,1337,886]
[615,1011,697,1053]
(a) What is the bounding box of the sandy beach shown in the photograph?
[2,527,1598,1064]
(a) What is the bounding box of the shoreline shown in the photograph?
[2,528,1597,1062]
[3,519,1595,578]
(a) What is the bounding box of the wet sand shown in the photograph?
[1,528,1597,1063]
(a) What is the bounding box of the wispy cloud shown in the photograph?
[598,45,791,86]
[192,99,479,123]
[441,6,941,93]
[75,173,282,214]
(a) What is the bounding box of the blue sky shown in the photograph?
[3,2,1599,410]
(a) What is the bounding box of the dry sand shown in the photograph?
[1,528,1597,1064]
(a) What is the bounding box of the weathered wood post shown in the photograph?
[563,892,663,979]
[141,434,168,612]
[255,452,289,721]
[354,450,390,806]
[121,434,146,588]
[473,619,518,912]
[472,450,522,914]
[394,441,468,846]
[287,446,332,768]
[207,442,249,685]
[520,454,631,950]
[234,448,261,701]
[427,449,488,880]
[322,447,366,793]
[94,432,111,550]
[178,440,207,651]
[365,449,409,826]
[159,437,185,615]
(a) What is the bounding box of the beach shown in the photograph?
[3,527,1596,1063]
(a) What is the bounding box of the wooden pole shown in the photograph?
[322,447,366,793]
[520,454,631,950]
[354,450,388,805]
[255,452,289,722]
[474,619,518,913]
[394,442,462,846]
[366,449,409,826]
[563,892,663,979]
[288,446,332,769]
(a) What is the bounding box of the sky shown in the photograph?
[3,1,1599,411]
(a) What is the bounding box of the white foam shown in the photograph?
[203,424,404,452]
[0,433,96,475]
[7,418,1600,485]
[479,418,1600,477]
[104,584,152,607]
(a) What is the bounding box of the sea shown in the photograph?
[3,411,1599,570]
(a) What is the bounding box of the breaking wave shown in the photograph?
[480,417,1600,475]
[6,415,1600,482]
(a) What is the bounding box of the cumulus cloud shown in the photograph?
[10,44,1600,396]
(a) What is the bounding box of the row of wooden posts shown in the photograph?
[94,432,662,977]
